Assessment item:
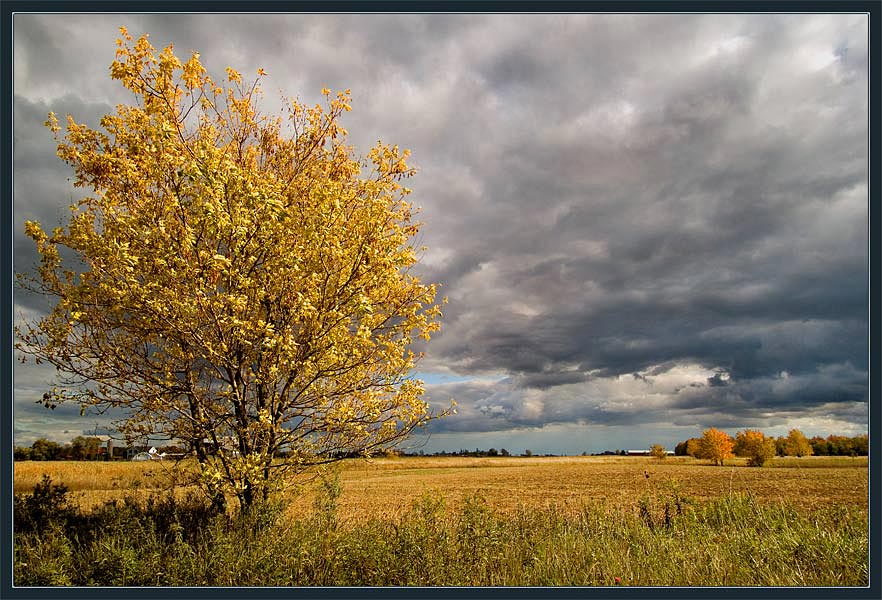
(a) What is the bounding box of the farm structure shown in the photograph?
[626,449,674,456]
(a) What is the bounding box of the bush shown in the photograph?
[649,444,667,460]
[14,475,75,533]
[734,430,777,467]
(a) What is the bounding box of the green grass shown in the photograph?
[14,475,868,587]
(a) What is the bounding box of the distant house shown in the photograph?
[124,443,187,461]
[130,446,163,461]
[126,445,149,459]
[626,449,675,456]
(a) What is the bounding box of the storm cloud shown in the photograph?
[12,13,869,452]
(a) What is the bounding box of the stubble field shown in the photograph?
[14,454,869,519]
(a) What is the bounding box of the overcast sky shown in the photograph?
[12,13,869,454]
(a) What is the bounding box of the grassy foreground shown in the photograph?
[13,456,869,586]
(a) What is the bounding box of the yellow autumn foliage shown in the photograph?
[16,28,448,510]
[697,427,734,466]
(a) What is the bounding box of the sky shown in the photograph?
[12,13,870,454]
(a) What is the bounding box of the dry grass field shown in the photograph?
[14,454,869,586]
[299,455,869,521]
[14,454,869,521]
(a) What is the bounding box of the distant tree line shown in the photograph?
[15,431,867,463]
[803,434,869,457]
[14,437,105,461]
[328,448,553,458]
[14,439,538,461]
[13,437,187,461]
[672,429,868,467]
[413,448,526,457]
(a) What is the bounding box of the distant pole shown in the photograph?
[107,439,114,461]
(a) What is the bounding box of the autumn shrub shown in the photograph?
[734,429,777,467]
[783,429,814,457]
[13,474,76,533]
[649,444,667,460]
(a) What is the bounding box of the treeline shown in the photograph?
[430,448,524,457]
[15,439,545,462]
[671,429,867,468]
[13,437,187,462]
[14,437,105,461]
[675,430,868,458]
[331,448,535,458]
[803,434,869,456]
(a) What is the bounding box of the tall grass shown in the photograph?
[14,475,867,587]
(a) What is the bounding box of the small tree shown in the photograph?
[696,428,734,466]
[774,436,787,456]
[685,437,703,458]
[16,29,447,512]
[809,436,829,456]
[30,438,63,461]
[733,429,776,467]
[13,447,32,461]
[649,444,667,460]
[825,435,849,456]
[850,434,868,456]
[783,429,813,457]
[69,436,102,460]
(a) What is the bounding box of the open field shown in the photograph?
[324,455,869,520]
[14,455,869,586]
[14,454,869,520]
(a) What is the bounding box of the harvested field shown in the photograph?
[14,455,868,520]
[300,455,869,520]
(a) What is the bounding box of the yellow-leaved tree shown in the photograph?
[696,427,734,466]
[783,428,813,458]
[733,429,776,467]
[16,28,448,512]
[649,444,667,460]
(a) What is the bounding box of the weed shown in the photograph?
[13,460,869,587]
[14,474,75,533]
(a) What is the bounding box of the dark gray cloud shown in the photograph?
[13,14,869,450]
[14,94,114,294]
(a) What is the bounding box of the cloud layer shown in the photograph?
[13,14,869,451]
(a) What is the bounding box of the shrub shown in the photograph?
[734,430,777,467]
[14,475,75,533]
[649,444,667,460]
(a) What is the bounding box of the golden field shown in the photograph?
[14,454,868,521]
